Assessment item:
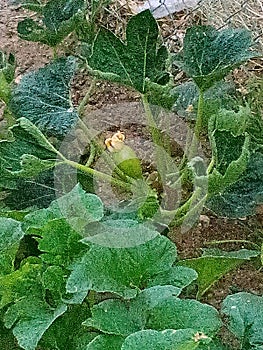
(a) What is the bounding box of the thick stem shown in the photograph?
[77,78,97,117]
[206,239,260,250]
[194,89,204,140]
[141,94,162,147]
[47,136,131,190]
[186,89,205,161]
[64,159,131,190]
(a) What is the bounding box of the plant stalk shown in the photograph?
[64,159,131,190]
[206,239,260,250]
[186,89,205,161]
[77,78,97,117]
[195,89,204,140]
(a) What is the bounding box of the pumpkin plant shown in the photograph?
[0,3,263,349]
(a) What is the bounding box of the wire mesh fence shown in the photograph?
[118,0,263,52]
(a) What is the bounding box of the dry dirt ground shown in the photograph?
[0,0,262,320]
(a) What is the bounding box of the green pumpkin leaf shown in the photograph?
[88,10,169,93]
[3,170,56,210]
[39,304,94,350]
[121,329,209,350]
[19,0,44,13]
[207,151,263,218]
[174,26,259,91]
[48,184,104,229]
[0,217,24,253]
[4,298,67,350]
[179,249,259,298]
[0,318,17,350]
[9,57,78,137]
[148,297,222,335]
[38,218,87,267]
[0,261,43,309]
[84,286,181,337]
[67,235,177,298]
[0,122,56,210]
[24,183,103,234]
[208,108,251,197]
[86,335,124,350]
[81,219,158,248]
[0,218,23,281]
[17,0,85,46]
[222,292,263,349]
[147,266,198,290]
[0,51,15,103]
[84,299,147,337]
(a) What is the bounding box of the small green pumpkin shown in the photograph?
[112,145,143,179]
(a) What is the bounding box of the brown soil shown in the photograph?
[0,2,262,349]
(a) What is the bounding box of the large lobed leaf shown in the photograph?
[207,107,251,198]
[88,10,169,93]
[66,235,177,299]
[84,285,221,349]
[0,117,56,191]
[121,329,209,350]
[84,286,182,337]
[17,0,85,46]
[9,57,78,137]
[4,298,67,350]
[24,183,104,235]
[207,151,263,218]
[222,292,263,349]
[174,26,260,91]
[0,117,57,211]
[179,249,260,298]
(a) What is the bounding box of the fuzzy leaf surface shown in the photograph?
[86,335,125,350]
[207,151,263,217]
[179,249,259,298]
[0,218,24,253]
[222,292,263,349]
[148,297,221,335]
[24,184,104,234]
[17,0,85,46]
[4,298,67,350]
[9,57,78,137]
[0,118,56,190]
[146,266,198,289]
[121,329,208,350]
[81,219,158,248]
[88,10,169,93]
[84,286,181,336]
[67,235,177,298]
[38,218,87,267]
[174,26,259,91]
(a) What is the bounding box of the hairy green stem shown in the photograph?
[85,141,96,167]
[160,187,206,227]
[44,135,131,190]
[186,89,205,161]
[77,78,97,117]
[195,89,204,140]
[141,94,162,147]
[206,239,260,250]
[64,159,131,190]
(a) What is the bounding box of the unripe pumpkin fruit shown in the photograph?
[112,145,143,179]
